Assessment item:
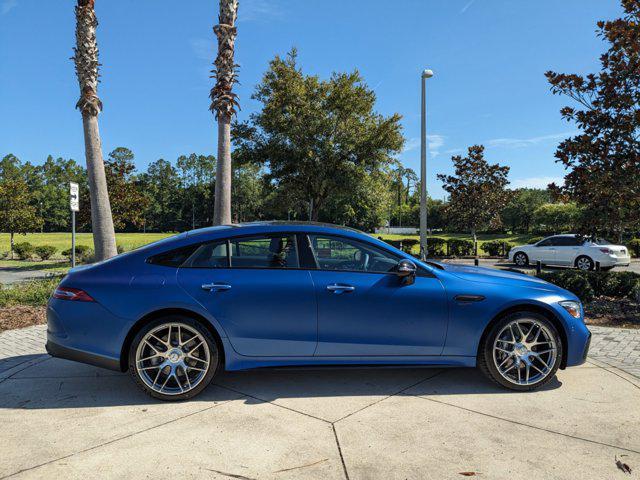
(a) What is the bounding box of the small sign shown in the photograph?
[70,182,79,212]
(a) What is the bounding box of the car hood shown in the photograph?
[441,264,561,292]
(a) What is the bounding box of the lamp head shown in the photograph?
[422,69,434,79]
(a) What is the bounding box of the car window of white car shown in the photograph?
[554,237,581,247]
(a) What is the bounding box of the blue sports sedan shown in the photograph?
[46,222,592,400]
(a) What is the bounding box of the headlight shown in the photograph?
[559,300,582,319]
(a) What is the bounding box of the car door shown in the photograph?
[553,236,582,265]
[177,234,317,357]
[306,234,448,356]
[531,237,558,264]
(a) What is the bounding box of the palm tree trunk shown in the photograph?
[82,113,117,260]
[73,0,117,260]
[210,0,239,225]
[214,114,232,225]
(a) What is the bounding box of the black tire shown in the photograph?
[575,255,594,271]
[478,311,563,391]
[513,252,529,267]
[128,315,220,401]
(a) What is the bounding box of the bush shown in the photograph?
[427,237,447,256]
[481,240,513,257]
[447,238,474,256]
[630,280,640,302]
[399,238,419,254]
[538,271,595,303]
[13,242,35,260]
[527,236,544,245]
[0,276,63,307]
[627,239,640,257]
[34,245,57,261]
[62,245,93,262]
[117,244,126,254]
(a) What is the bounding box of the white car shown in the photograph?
[508,234,631,271]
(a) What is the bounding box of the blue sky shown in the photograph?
[0,0,622,198]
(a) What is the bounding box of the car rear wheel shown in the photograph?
[478,312,562,391]
[575,255,594,271]
[513,252,529,267]
[129,316,220,401]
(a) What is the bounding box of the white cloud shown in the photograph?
[511,176,564,189]
[403,134,445,157]
[1,0,17,15]
[238,0,283,23]
[486,131,577,149]
[460,0,475,14]
[190,38,213,62]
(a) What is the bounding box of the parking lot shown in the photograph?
[0,325,639,480]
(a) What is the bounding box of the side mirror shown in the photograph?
[397,259,417,285]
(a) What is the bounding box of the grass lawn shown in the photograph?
[0,232,173,258]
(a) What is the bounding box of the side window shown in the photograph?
[184,240,229,268]
[537,238,553,247]
[308,235,400,273]
[555,237,580,247]
[229,234,299,269]
[147,244,200,267]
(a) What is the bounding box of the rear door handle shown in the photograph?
[201,283,232,292]
[327,284,355,294]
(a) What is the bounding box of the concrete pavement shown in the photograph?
[0,326,639,479]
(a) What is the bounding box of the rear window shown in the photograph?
[146,244,200,268]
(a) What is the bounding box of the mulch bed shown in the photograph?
[0,306,46,333]
[584,297,640,329]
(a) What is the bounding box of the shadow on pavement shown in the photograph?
[0,356,561,410]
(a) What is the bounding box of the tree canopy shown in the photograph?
[545,0,640,239]
[233,49,404,227]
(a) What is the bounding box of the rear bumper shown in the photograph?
[46,338,121,371]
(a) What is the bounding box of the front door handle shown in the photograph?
[327,284,355,294]
[201,283,232,292]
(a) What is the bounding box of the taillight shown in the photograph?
[52,286,95,302]
[599,248,613,254]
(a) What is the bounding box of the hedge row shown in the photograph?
[382,237,513,257]
[537,270,640,304]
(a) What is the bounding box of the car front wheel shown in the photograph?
[478,312,562,391]
[129,316,220,401]
[513,252,529,267]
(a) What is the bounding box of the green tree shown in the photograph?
[438,145,511,250]
[177,154,216,229]
[532,203,581,234]
[0,179,43,258]
[232,162,264,223]
[233,49,404,223]
[140,159,182,232]
[79,148,148,231]
[545,0,640,240]
[501,188,551,233]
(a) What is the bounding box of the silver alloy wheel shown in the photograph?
[514,253,527,266]
[576,257,592,271]
[493,319,557,386]
[135,323,210,396]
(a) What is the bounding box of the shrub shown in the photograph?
[427,237,447,256]
[62,245,93,262]
[481,240,513,257]
[0,276,63,307]
[13,242,35,260]
[34,245,57,261]
[630,280,640,302]
[538,271,595,303]
[399,238,419,254]
[527,236,544,245]
[588,271,640,298]
[447,238,474,256]
[117,244,126,254]
[627,239,640,257]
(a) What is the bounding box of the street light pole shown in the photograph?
[420,69,433,260]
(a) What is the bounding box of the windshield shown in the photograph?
[588,237,613,245]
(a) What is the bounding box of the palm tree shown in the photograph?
[72,0,117,260]
[210,0,239,225]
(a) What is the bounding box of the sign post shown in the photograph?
[70,182,79,268]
